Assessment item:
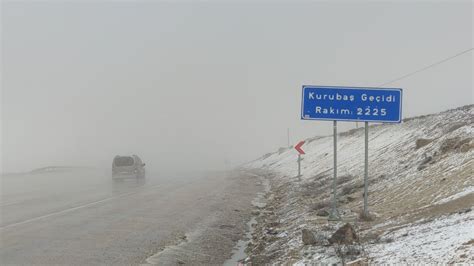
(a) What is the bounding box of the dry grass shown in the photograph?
[446,122,468,133]
[310,200,330,211]
[360,231,381,243]
[337,175,354,185]
[341,182,364,196]
[358,211,375,222]
[415,138,433,149]
[439,137,472,154]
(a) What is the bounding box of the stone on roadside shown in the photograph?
[460,142,473,153]
[415,138,432,149]
[302,228,317,245]
[316,209,329,216]
[328,223,359,245]
[266,228,278,235]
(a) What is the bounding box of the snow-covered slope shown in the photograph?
[245,105,473,264]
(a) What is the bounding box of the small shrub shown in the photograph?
[306,136,323,144]
[440,138,458,153]
[358,211,375,222]
[277,147,288,154]
[316,209,330,216]
[341,183,362,195]
[341,185,353,195]
[446,122,467,133]
[340,127,362,137]
[369,174,386,185]
[312,172,329,181]
[310,200,330,211]
[361,231,381,243]
[462,239,474,245]
[460,142,473,153]
[417,155,433,171]
[381,237,394,243]
[345,245,361,256]
[333,241,365,264]
[459,137,473,147]
[301,178,327,197]
[337,175,353,185]
[415,138,432,149]
[346,196,356,202]
[439,137,472,154]
[403,114,429,123]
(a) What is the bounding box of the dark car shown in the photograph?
[112,155,146,179]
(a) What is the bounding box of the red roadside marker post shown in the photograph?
[295,141,305,177]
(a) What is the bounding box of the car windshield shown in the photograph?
[114,157,134,166]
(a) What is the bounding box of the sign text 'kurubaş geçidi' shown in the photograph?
[301,86,403,123]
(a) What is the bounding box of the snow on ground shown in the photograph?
[435,186,474,205]
[244,105,473,264]
[369,211,474,264]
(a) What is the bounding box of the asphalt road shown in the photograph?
[0,168,262,265]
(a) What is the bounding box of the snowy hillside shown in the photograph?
[244,105,473,264]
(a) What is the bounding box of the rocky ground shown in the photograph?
[243,105,473,264]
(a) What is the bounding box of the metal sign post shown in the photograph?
[329,120,340,220]
[301,85,403,220]
[364,121,369,215]
[297,154,301,177]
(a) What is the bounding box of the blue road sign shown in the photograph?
[301,86,402,123]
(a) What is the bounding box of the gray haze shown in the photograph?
[1,1,472,173]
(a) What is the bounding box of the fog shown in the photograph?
[1,1,472,174]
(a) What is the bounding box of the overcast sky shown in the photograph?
[1,1,472,173]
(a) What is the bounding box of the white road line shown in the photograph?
[0,184,161,231]
[0,200,28,207]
